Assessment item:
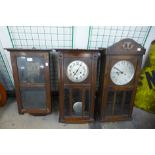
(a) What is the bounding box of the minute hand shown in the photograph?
[73,65,82,76]
[114,67,123,74]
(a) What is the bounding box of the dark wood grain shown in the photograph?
[8,50,52,115]
[58,50,99,123]
[98,38,146,122]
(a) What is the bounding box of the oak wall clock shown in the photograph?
[97,39,145,122]
[7,49,52,115]
[57,49,99,123]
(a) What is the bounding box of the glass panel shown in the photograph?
[64,88,91,117]
[21,88,46,109]
[106,91,114,116]
[17,56,45,83]
[64,88,70,116]
[123,91,132,114]
[84,89,90,116]
[72,89,82,116]
[114,91,123,115]
[106,90,132,116]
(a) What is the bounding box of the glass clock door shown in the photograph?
[106,90,132,116]
[64,87,91,117]
[17,56,46,84]
[15,53,51,112]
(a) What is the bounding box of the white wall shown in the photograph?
[74,26,89,49]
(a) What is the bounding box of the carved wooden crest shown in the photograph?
[106,38,145,55]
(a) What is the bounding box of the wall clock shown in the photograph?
[97,39,145,122]
[7,49,52,115]
[57,49,99,123]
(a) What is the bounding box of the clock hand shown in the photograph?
[114,67,123,74]
[73,64,82,76]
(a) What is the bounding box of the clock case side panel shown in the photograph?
[96,49,107,120]
[90,52,99,119]
[57,52,65,122]
[10,52,24,114]
[9,50,52,115]
[100,55,112,121]
[44,53,52,113]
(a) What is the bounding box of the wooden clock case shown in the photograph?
[97,39,145,122]
[7,49,52,115]
[57,49,100,123]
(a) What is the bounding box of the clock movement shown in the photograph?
[97,39,145,122]
[7,49,52,115]
[57,49,99,123]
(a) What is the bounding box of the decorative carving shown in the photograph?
[122,41,134,50]
[106,39,145,55]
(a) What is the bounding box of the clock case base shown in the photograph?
[59,117,94,123]
[95,113,132,122]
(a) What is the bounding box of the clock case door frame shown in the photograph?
[58,50,99,123]
[9,49,52,115]
[98,39,145,122]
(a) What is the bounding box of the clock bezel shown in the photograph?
[64,57,92,84]
[66,60,89,83]
[108,56,138,87]
[110,60,135,86]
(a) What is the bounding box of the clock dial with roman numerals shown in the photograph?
[67,60,89,82]
[110,60,135,85]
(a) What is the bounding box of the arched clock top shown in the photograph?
[105,38,146,55]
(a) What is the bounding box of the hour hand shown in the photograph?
[73,65,81,76]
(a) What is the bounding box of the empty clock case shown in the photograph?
[8,49,52,115]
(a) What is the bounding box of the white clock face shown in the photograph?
[67,60,89,82]
[110,60,135,85]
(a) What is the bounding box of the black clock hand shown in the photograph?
[114,67,127,76]
[114,67,123,74]
[73,64,82,76]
